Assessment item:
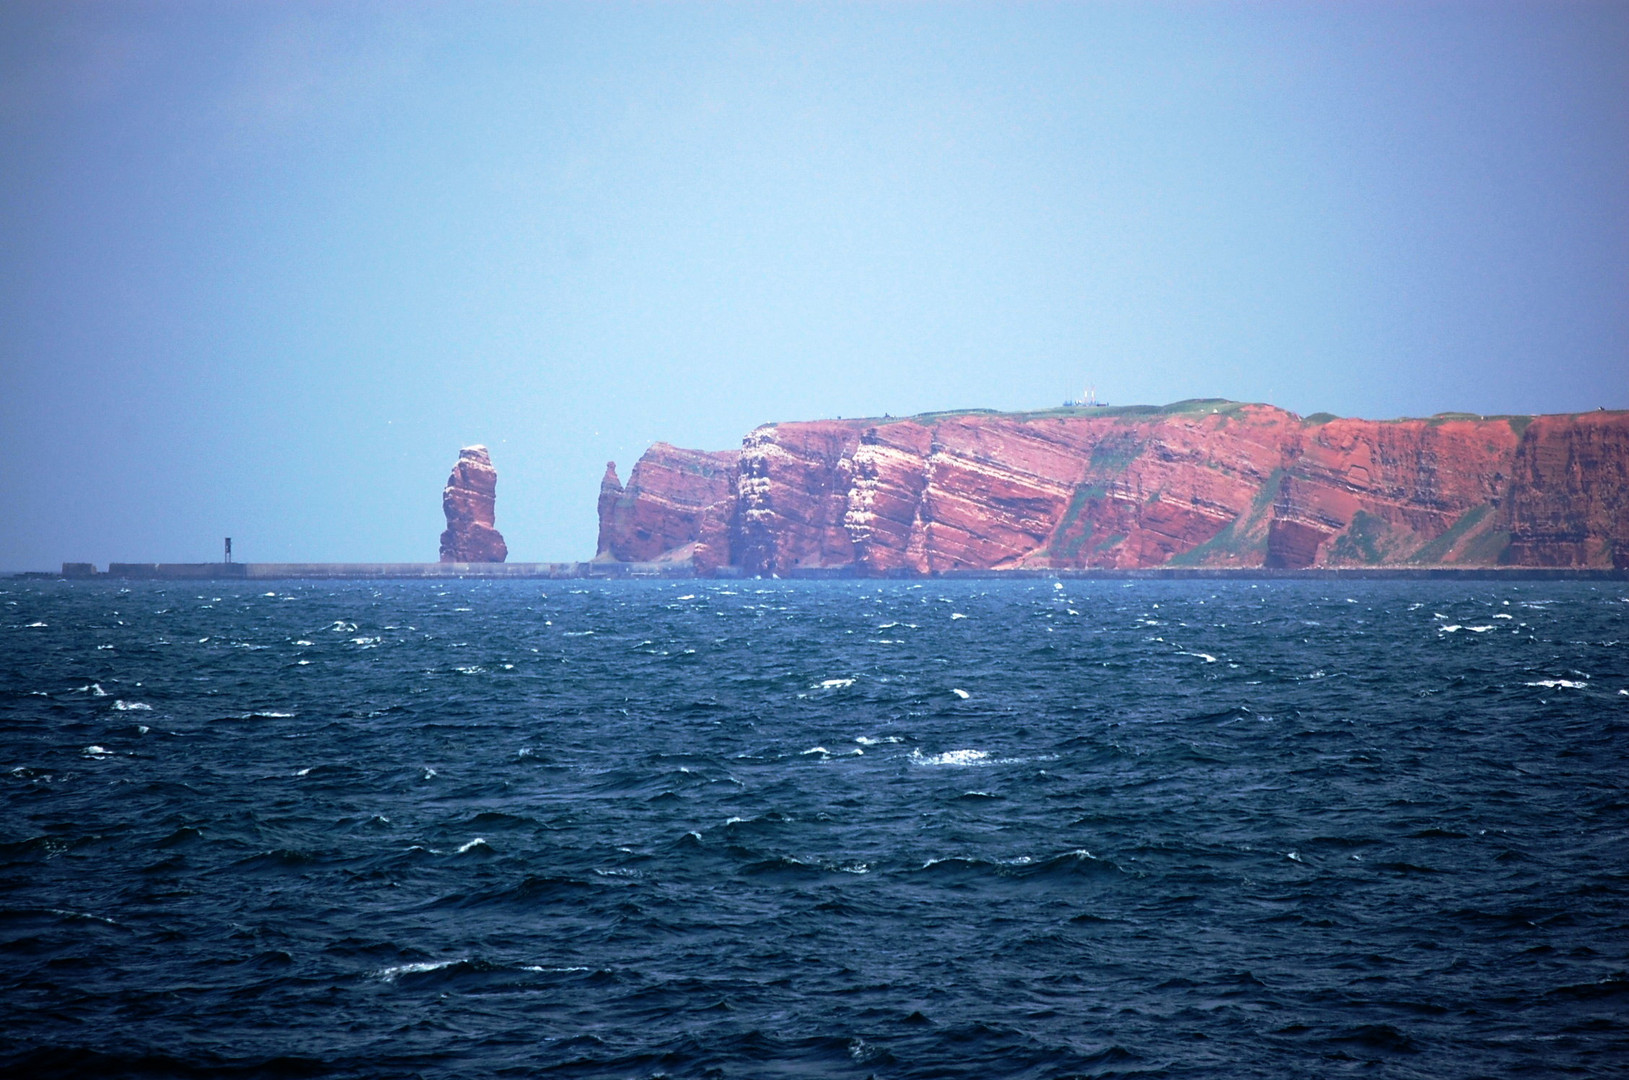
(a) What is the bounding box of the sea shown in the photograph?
[1,578,1626,1079]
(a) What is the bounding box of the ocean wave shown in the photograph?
[2,576,1621,1078]
[375,958,467,981]
[911,749,989,766]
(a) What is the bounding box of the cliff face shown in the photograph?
[598,402,1629,573]
[1266,416,1521,569]
[595,443,738,571]
[1505,412,1629,567]
[439,445,508,563]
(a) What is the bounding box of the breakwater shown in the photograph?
[45,561,1629,581]
[63,562,688,581]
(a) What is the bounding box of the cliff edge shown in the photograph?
[596,401,1629,573]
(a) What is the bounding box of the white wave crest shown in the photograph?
[521,965,591,973]
[912,749,989,767]
[376,959,464,982]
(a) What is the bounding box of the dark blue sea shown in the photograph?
[2,579,1626,1079]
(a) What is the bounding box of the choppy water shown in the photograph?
[2,579,1626,1078]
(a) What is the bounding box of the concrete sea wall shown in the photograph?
[65,562,691,581]
[47,561,1629,582]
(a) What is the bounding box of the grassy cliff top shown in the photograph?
[758,399,1618,431]
[893,398,1254,425]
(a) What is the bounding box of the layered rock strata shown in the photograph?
[439,445,508,563]
[597,402,1629,573]
[595,445,738,572]
[1504,412,1629,567]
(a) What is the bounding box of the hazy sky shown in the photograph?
[2,1,1625,568]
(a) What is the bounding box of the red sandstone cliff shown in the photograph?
[597,402,1629,573]
[595,444,737,572]
[440,445,508,563]
[1504,412,1629,567]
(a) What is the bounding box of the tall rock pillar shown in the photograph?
[439,445,508,563]
[595,462,624,558]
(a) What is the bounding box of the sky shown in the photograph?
[1,1,1625,569]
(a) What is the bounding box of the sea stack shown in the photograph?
[439,445,508,563]
[595,462,623,558]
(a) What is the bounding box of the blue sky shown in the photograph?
[2,1,1625,568]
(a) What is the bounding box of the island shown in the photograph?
[596,400,1629,575]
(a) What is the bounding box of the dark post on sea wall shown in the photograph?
[440,445,508,563]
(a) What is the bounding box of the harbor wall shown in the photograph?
[49,561,1629,582]
[78,561,687,581]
